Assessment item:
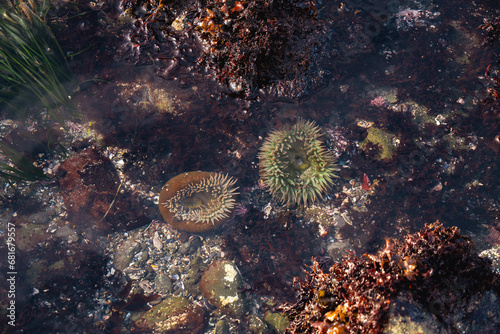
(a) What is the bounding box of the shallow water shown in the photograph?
[1,0,499,333]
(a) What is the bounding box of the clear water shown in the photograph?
[1,0,499,333]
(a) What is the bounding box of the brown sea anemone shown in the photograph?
[159,171,238,232]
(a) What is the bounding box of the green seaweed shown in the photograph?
[0,0,76,121]
[360,127,396,161]
[0,141,48,184]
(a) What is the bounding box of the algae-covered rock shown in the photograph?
[213,319,230,334]
[360,127,396,161]
[384,293,445,334]
[264,311,290,333]
[248,315,271,334]
[16,219,50,252]
[200,259,246,317]
[154,271,173,294]
[185,254,207,296]
[134,295,206,333]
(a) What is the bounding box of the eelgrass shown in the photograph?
[0,0,75,121]
[0,141,47,183]
[0,0,77,186]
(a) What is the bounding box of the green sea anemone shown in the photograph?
[159,171,238,232]
[258,120,339,206]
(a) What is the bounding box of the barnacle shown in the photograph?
[159,171,238,232]
[258,120,339,206]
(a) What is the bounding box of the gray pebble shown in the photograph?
[55,225,79,243]
[115,239,140,271]
[29,212,50,224]
[154,272,173,293]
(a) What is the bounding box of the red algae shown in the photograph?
[280,222,499,333]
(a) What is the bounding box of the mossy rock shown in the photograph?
[200,260,247,317]
[134,295,206,333]
[264,311,290,333]
[248,315,271,334]
[360,127,396,161]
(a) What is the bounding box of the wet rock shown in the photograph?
[327,240,351,262]
[384,293,446,333]
[154,272,172,294]
[55,225,79,243]
[459,290,500,332]
[15,218,51,252]
[114,239,140,271]
[178,236,202,255]
[123,266,147,280]
[359,127,397,161]
[134,295,206,333]
[213,319,230,334]
[28,211,50,225]
[248,315,271,334]
[480,244,500,273]
[200,260,247,317]
[185,255,206,296]
[264,311,290,333]
[57,148,149,236]
[385,290,500,333]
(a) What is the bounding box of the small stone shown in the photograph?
[134,295,206,333]
[124,266,146,280]
[179,236,202,255]
[28,211,50,225]
[264,311,290,333]
[167,242,179,254]
[200,260,246,317]
[55,225,79,243]
[153,232,162,250]
[185,255,205,296]
[114,239,139,271]
[139,280,154,294]
[154,272,173,293]
[248,315,270,334]
[213,319,230,334]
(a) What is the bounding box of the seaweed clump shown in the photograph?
[0,0,75,118]
[119,0,367,99]
[479,16,500,152]
[193,0,322,97]
[480,16,500,45]
[281,222,499,333]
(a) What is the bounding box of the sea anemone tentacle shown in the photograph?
[258,120,339,206]
[159,171,239,232]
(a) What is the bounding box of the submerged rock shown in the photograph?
[281,222,500,333]
[213,319,230,334]
[264,311,290,333]
[200,259,247,317]
[384,293,446,334]
[248,315,270,334]
[133,295,206,333]
[57,148,149,236]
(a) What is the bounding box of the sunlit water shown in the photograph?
[1,0,499,332]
